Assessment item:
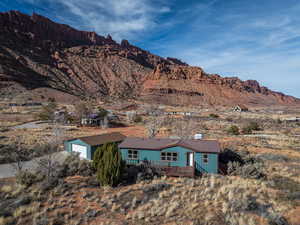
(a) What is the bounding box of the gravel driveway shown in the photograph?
[0,151,69,179]
[12,121,50,129]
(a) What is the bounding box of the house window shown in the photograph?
[128,149,138,159]
[161,152,178,161]
[203,154,209,164]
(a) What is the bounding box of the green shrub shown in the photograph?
[222,149,265,179]
[16,171,41,187]
[59,154,94,177]
[227,161,265,179]
[268,175,300,193]
[0,127,9,132]
[242,126,253,134]
[94,143,124,187]
[48,97,56,102]
[242,121,261,134]
[37,102,57,121]
[247,121,261,131]
[92,145,105,170]
[226,117,234,122]
[97,107,108,118]
[227,125,240,135]
[133,115,143,123]
[65,113,75,124]
[209,113,219,118]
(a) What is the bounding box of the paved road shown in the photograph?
[12,121,51,129]
[0,151,69,179]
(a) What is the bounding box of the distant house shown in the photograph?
[164,111,195,117]
[232,105,248,112]
[64,132,126,160]
[119,137,220,177]
[81,113,107,127]
[284,117,300,122]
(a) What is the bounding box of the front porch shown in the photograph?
[125,159,195,177]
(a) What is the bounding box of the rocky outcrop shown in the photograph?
[0,10,114,47]
[0,10,177,97]
[142,64,299,106]
[0,10,299,106]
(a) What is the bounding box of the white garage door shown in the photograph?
[72,144,88,159]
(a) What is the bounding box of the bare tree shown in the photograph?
[126,111,137,123]
[35,124,65,182]
[9,135,30,173]
[173,118,197,139]
[74,101,93,124]
[145,116,164,138]
[101,116,108,129]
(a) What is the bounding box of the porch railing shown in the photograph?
[125,159,171,167]
[125,159,195,177]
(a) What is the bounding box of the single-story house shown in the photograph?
[81,113,104,126]
[119,137,220,176]
[64,132,126,160]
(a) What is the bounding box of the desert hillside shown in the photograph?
[0,10,299,107]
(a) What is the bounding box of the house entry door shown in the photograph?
[186,152,194,166]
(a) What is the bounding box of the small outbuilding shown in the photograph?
[232,104,248,112]
[64,132,126,160]
[284,117,300,122]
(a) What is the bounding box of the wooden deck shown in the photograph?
[125,159,195,177]
[163,166,195,177]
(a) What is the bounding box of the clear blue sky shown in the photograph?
[1,0,300,98]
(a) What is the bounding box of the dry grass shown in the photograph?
[122,176,288,225]
[0,217,14,225]
[0,102,299,224]
[0,184,13,193]
[13,204,37,218]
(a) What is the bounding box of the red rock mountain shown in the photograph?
[0,10,299,106]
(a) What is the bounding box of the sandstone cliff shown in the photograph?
[0,10,299,106]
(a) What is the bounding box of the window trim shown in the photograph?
[161,152,178,161]
[128,149,138,160]
[203,153,209,164]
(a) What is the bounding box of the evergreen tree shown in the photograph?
[92,144,106,170]
[94,142,124,187]
[37,102,57,121]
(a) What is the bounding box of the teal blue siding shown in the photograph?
[195,152,218,174]
[119,146,218,174]
[64,139,92,160]
[162,146,192,167]
[64,141,70,153]
[120,148,160,164]
[120,147,190,166]
[65,140,123,161]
